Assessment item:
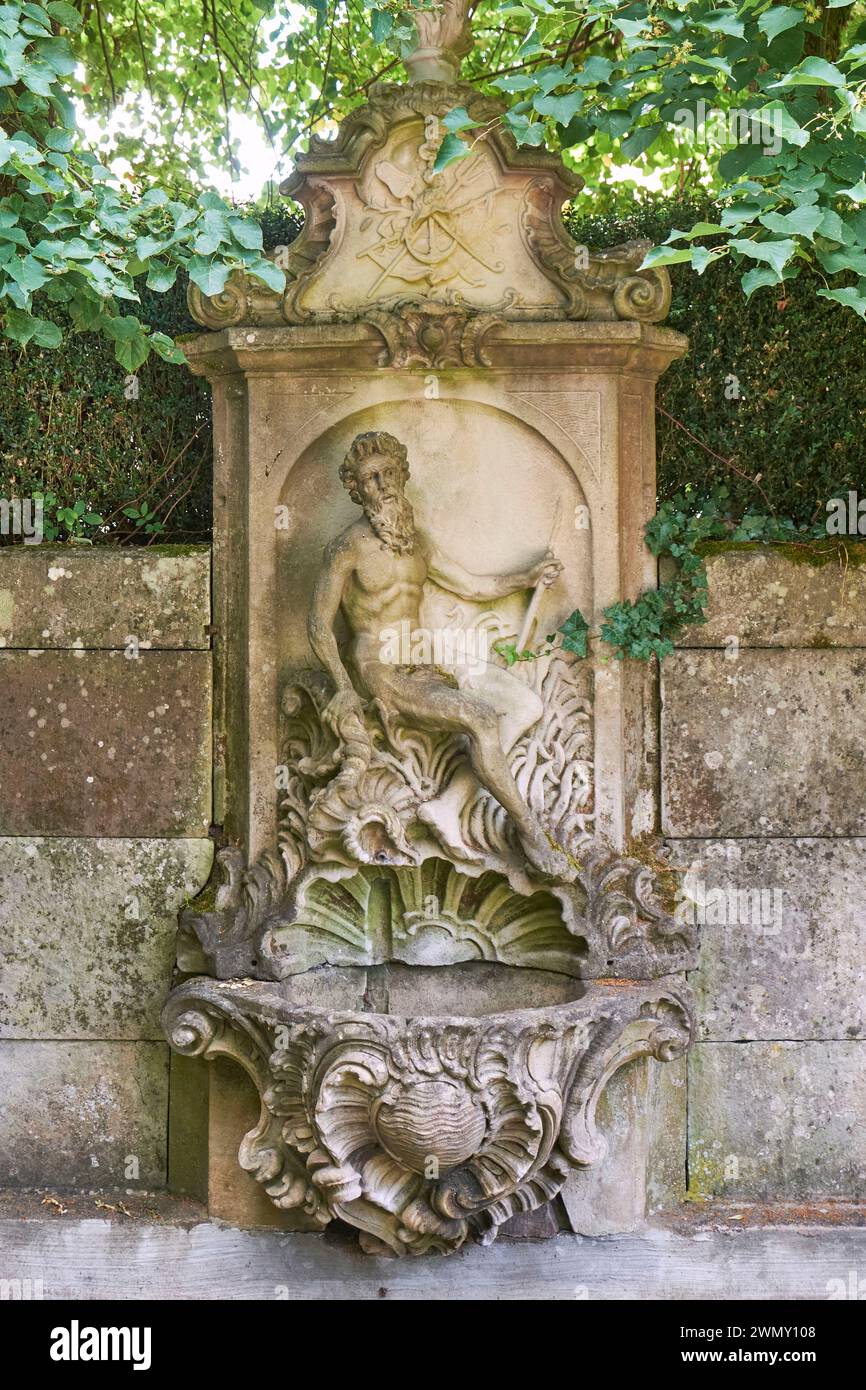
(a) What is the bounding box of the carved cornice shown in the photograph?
[163,975,693,1255]
[363,303,508,367]
[180,319,688,380]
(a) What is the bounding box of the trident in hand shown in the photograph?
[516,500,564,653]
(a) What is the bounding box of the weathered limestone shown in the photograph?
[0,543,212,1196]
[0,545,210,650]
[206,1059,323,1232]
[689,1042,866,1201]
[164,976,692,1255]
[166,1052,209,1202]
[0,650,212,836]
[561,1054,686,1236]
[382,961,583,1015]
[661,650,866,837]
[670,546,866,648]
[164,2,692,1253]
[0,837,213,1039]
[669,839,866,1041]
[0,1041,168,1189]
[667,555,866,1211]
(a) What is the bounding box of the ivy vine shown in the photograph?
[497,488,836,667]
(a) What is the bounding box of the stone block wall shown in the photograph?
[0,547,213,1194]
[1,543,863,1217]
[662,547,866,1204]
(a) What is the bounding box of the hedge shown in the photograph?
[0,198,862,541]
[567,196,866,524]
[0,272,212,542]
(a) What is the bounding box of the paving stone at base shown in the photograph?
[2,1215,864,1300]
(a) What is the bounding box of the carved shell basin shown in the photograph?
[163,969,694,1256]
[373,1079,488,1173]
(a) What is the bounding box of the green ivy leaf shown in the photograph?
[741,264,783,297]
[105,314,151,370]
[46,2,83,29]
[640,246,695,269]
[621,123,660,160]
[434,132,471,171]
[533,91,584,126]
[752,102,810,149]
[770,57,847,89]
[817,285,866,317]
[149,331,186,364]
[442,107,482,135]
[245,257,286,293]
[187,257,231,296]
[370,10,392,43]
[558,609,590,659]
[144,260,177,292]
[3,306,39,342]
[760,205,823,239]
[729,236,797,278]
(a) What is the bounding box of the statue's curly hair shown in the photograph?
[339,431,409,504]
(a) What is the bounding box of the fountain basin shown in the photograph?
[163,966,692,1255]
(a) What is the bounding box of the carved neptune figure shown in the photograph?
[309,428,568,879]
[163,0,696,1256]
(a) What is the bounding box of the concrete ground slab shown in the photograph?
[0,1207,864,1300]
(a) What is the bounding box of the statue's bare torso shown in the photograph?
[340,519,428,637]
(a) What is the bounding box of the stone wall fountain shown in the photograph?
[163,1,697,1256]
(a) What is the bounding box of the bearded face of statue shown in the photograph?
[349,451,416,555]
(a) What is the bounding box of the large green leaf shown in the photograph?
[186,257,231,297]
[729,236,797,278]
[757,6,802,43]
[817,285,866,318]
[433,132,471,172]
[771,57,847,89]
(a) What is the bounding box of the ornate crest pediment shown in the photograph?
[188,81,671,333]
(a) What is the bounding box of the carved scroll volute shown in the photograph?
[186,263,286,329]
[163,979,695,1255]
[560,990,694,1167]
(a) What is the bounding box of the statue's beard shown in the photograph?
[366,495,415,554]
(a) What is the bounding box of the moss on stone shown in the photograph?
[184,879,219,915]
[138,543,212,558]
[626,833,683,917]
[696,538,866,568]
